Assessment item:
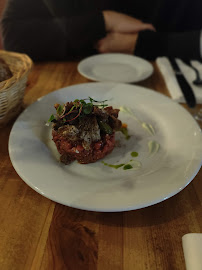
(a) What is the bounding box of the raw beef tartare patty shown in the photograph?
[48,98,122,164]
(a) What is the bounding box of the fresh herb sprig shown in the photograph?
[48,97,108,123]
[88,97,108,108]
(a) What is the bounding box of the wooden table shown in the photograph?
[0,61,201,270]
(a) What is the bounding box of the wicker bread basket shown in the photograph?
[0,50,33,127]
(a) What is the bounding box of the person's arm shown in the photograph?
[97,11,202,60]
[1,0,106,61]
[102,10,155,33]
[96,32,139,54]
[96,10,154,55]
[135,30,202,60]
[2,12,106,61]
[97,28,202,61]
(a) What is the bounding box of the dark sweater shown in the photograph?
[1,0,202,61]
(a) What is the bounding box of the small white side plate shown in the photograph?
[78,53,153,83]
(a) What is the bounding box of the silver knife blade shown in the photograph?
[169,58,196,108]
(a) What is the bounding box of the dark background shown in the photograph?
[0,0,7,49]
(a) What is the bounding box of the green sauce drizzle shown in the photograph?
[131,151,138,157]
[102,161,124,169]
[102,158,141,171]
[120,127,131,140]
[123,164,133,170]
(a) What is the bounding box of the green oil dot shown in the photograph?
[131,151,138,157]
[123,164,133,170]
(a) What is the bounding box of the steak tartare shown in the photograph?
[48,98,122,164]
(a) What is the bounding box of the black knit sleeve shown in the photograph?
[135,30,202,61]
[1,1,106,61]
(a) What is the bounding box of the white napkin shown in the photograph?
[156,57,202,104]
[182,233,202,270]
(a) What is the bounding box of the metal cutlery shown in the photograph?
[189,61,202,86]
[169,58,196,108]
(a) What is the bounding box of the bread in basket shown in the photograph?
[0,50,33,127]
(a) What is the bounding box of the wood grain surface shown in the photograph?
[0,60,201,270]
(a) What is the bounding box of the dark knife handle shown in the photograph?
[177,75,196,108]
[169,58,196,108]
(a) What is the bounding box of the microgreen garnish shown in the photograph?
[82,103,93,114]
[56,104,64,115]
[66,105,83,122]
[88,97,108,108]
[47,97,109,124]
[48,114,55,122]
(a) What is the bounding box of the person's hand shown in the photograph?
[97,10,155,55]
[103,10,155,33]
[96,32,138,54]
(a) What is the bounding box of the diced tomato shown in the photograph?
[76,144,84,152]
[94,141,102,150]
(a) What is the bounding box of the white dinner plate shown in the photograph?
[77,53,153,83]
[9,82,202,212]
